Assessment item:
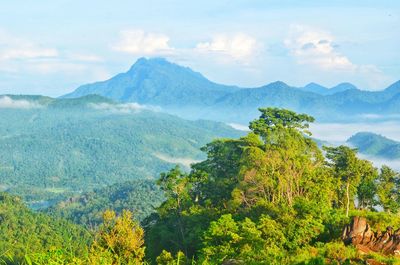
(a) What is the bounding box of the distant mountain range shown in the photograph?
[300,82,357,95]
[63,57,400,123]
[347,132,400,160]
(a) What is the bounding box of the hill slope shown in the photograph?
[347,132,400,159]
[0,95,242,205]
[0,192,90,259]
[46,179,164,227]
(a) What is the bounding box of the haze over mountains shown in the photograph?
[63,57,400,123]
[2,57,400,206]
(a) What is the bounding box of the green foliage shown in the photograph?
[201,214,285,264]
[0,192,90,263]
[46,180,164,227]
[377,166,400,213]
[146,107,400,264]
[156,250,187,265]
[89,210,145,265]
[2,107,400,265]
[324,145,378,215]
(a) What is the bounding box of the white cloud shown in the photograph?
[154,153,201,169]
[0,96,43,109]
[227,123,250,131]
[196,33,261,64]
[358,154,400,172]
[67,53,103,62]
[89,102,159,113]
[284,25,390,89]
[0,29,108,83]
[0,31,58,62]
[285,25,355,70]
[112,30,173,56]
[310,121,400,143]
[0,47,58,61]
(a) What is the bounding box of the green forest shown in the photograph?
[0,95,241,205]
[47,180,164,226]
[2,107,400,264]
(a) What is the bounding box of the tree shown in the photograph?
[356,160,378,210]
[249,108,315,143]
[89,210,145,265]
[235,108,330,208]
[377,165,400,213]
[324,146,378,216]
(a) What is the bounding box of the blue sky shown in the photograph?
[0,0,399,96]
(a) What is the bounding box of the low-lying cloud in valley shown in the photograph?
[310,122,400,171]
[154,153,201,169]
[310,122,400,143]
[358,154,400,172]
[0,96,43,109]
[88,102,159,114]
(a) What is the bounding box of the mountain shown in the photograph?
[0,95,242,205]
[46,179,164,227]
[300,82,357,95]
[63,57,400,123]
[347,132,400,159]
[62,57,238,107]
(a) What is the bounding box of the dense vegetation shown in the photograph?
[348,132,400,159]
[143,108,400,264]
[1,107,400,264]
[47,180,164,227]
[0,192,90,263]
[64,57,400,123]
[0,95,241,205]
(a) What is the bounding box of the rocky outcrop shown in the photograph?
[343,216,400,255]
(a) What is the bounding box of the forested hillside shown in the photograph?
[348,132,400,159]
[47,180,164,227]
[0,192,90,263]
[0,95,242,205]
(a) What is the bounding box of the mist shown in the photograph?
[88,102,159,114]
[0,96,43,109]
[309,121,400,143]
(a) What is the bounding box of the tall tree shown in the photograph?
[324,146,378,216]
[235,108,331,208]
[377,165,400,213]
[89,210,145,265]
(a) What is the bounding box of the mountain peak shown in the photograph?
[384,80,400,94]
[63,57,235,106]
[305,82,325,88]
[129,57,173,71]
[302,82,328,95]
[331,82,357,91]
[267,81,289,88]
[127,57,206,80]
[301,82,355,95]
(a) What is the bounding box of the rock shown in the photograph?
[343,216,400,256]
[366,259,387,265]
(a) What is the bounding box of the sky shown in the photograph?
[0,0,399,96]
